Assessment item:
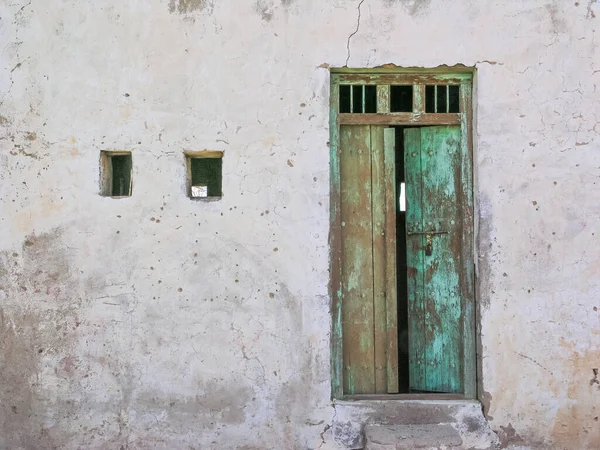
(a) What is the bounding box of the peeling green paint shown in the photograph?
[405,126,466,394]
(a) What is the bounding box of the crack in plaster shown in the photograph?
[345,0,366,67]
[516,352,554,375]
[2,1,31,104]
[587,0,597,19]
[318,404,338,449]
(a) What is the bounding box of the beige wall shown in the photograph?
[0,0,598,448]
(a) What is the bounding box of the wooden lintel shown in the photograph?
[338,113,461,126]
[334,73,469,85]
[184,150,224,158]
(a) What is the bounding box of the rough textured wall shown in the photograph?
[0,0,598,449]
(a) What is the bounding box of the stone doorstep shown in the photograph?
[364,424,463,450]
[332,400,500,449]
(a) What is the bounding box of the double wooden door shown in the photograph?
[340,124,472,395]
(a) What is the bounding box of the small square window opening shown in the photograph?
[185,151,223,199]
[390,85,413,112]
[339,85,377,113]
[100,151,132,197]
[425,85,461,113]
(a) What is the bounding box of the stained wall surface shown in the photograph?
[0,1,599,449]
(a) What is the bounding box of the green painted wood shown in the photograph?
[331,72,475,399]
[339,125,399,395]
[405,126,464,394]
[420,126,463,393]
[413,85,425,114]
[330,78,343,399]
[404,128,426,390]
[376,85,390,113]
[340,125,375,395]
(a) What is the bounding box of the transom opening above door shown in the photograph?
[329,68,475,400]
[332,70,471,126]
[338,83,461,114]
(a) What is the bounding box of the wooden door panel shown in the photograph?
[404,128,427,390]
[340,125,375,394]
[340,125,398,395]
[371,127,388,393]
[420,126,463,393]
[405,126,463,393]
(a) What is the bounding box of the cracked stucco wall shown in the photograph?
[0,0,599,449]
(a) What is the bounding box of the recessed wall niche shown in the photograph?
[100,151,133,197]
[185,150,223,200]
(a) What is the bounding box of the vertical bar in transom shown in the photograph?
[362,86,366,114]
[413,84,425,114]
[377,85,390,114]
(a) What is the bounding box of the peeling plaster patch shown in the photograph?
[476,60,504,66]
[481,390,493,420]
[0,229,81,449]
[255,0,274,22]
[587,0,598,18]
[138,379,254,426]
[551,341,600,448]
[385,0,432,16]
[498,423,525,448]
[547,3,567,33]
[476,193,495,310]
[168,0,208,14]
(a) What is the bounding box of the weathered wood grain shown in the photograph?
[340,125,375,394]
[371,126,387,394]
[404,128,427,391]
[405,126,464,393]
[383,128,399,393]
[339,113,460,126]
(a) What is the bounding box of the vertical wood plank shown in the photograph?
[362,85,366,114]
[413,85,425,114]
[329,75,343,399]
[371,126,387,393]
[340,125,375,395]
[460,81,476,398]
[420,126,463,393]
[383,128,399,393]
[404,128,426,391]
[377,85,390,114]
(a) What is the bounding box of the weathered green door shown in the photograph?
[340,125,398,395]
[404,126,471,393]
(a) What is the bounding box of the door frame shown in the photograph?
[329,67,476,399]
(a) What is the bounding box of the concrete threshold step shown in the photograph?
[364,424,463,450]
[332,400,500,449]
